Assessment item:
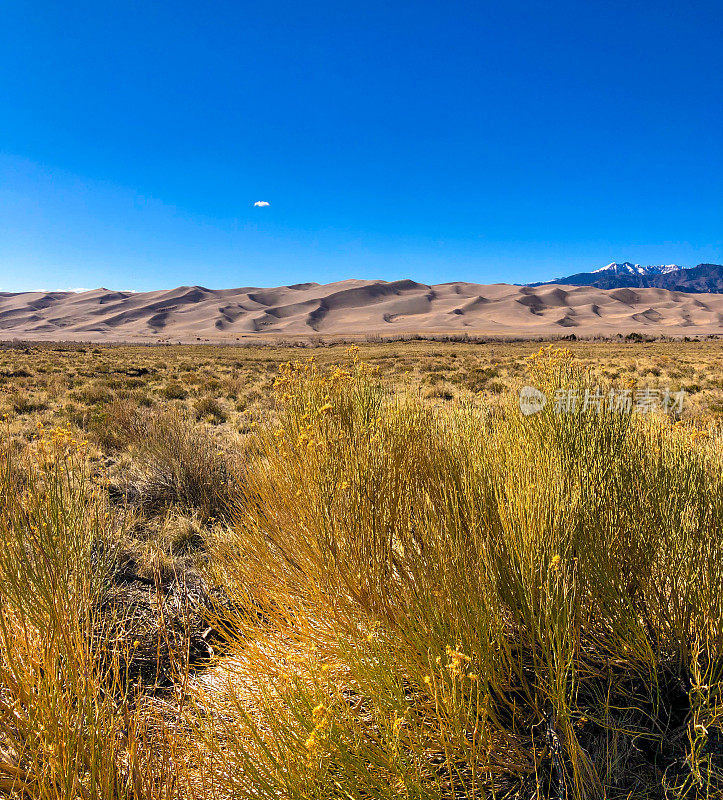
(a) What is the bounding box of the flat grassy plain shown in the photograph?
[2,338,722,438]
[0,339,721,799]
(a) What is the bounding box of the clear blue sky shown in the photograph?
[1,0,721,292]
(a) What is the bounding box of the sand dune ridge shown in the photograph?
[0,279,721,341]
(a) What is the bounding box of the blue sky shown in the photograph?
[1,0,721,292]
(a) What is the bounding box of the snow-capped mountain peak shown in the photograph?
[593,262,681,276]
[535,262,723,292]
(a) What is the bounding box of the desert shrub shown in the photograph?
[202,378,222,392]
[220,374,249,400]
[423,383,455,400]
[10,391,48,414]
[160,512,206,557]
[134,391,155,407]
[70,383,114,405]
[118,407,234,520]
[193,348,723,799]
[463,365,500,392]
[40,372,71,399]
[86,397,142,452]
[485,379,506,394]
[193,396,228,424]
[160,381,188,400]
[235,389,262,412]
[0,429,175,798]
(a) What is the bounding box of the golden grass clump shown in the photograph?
[194,347,723,799]
[109,406,235,521]
[0,425,176,799]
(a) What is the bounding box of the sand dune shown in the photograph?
[0,280,721,341]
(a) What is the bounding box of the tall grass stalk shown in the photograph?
[0,425,176,799]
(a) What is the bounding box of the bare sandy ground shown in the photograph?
[1,279,722,342]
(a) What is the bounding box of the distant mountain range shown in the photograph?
[535,263,723,293]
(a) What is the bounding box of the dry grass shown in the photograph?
[0,339,720,798]
[1,339,722,447]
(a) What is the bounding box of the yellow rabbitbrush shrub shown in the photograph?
[195,349,723,799]
[0,425,176,800]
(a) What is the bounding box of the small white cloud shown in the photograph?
[67,288,91,293]
[253,200,270,207]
